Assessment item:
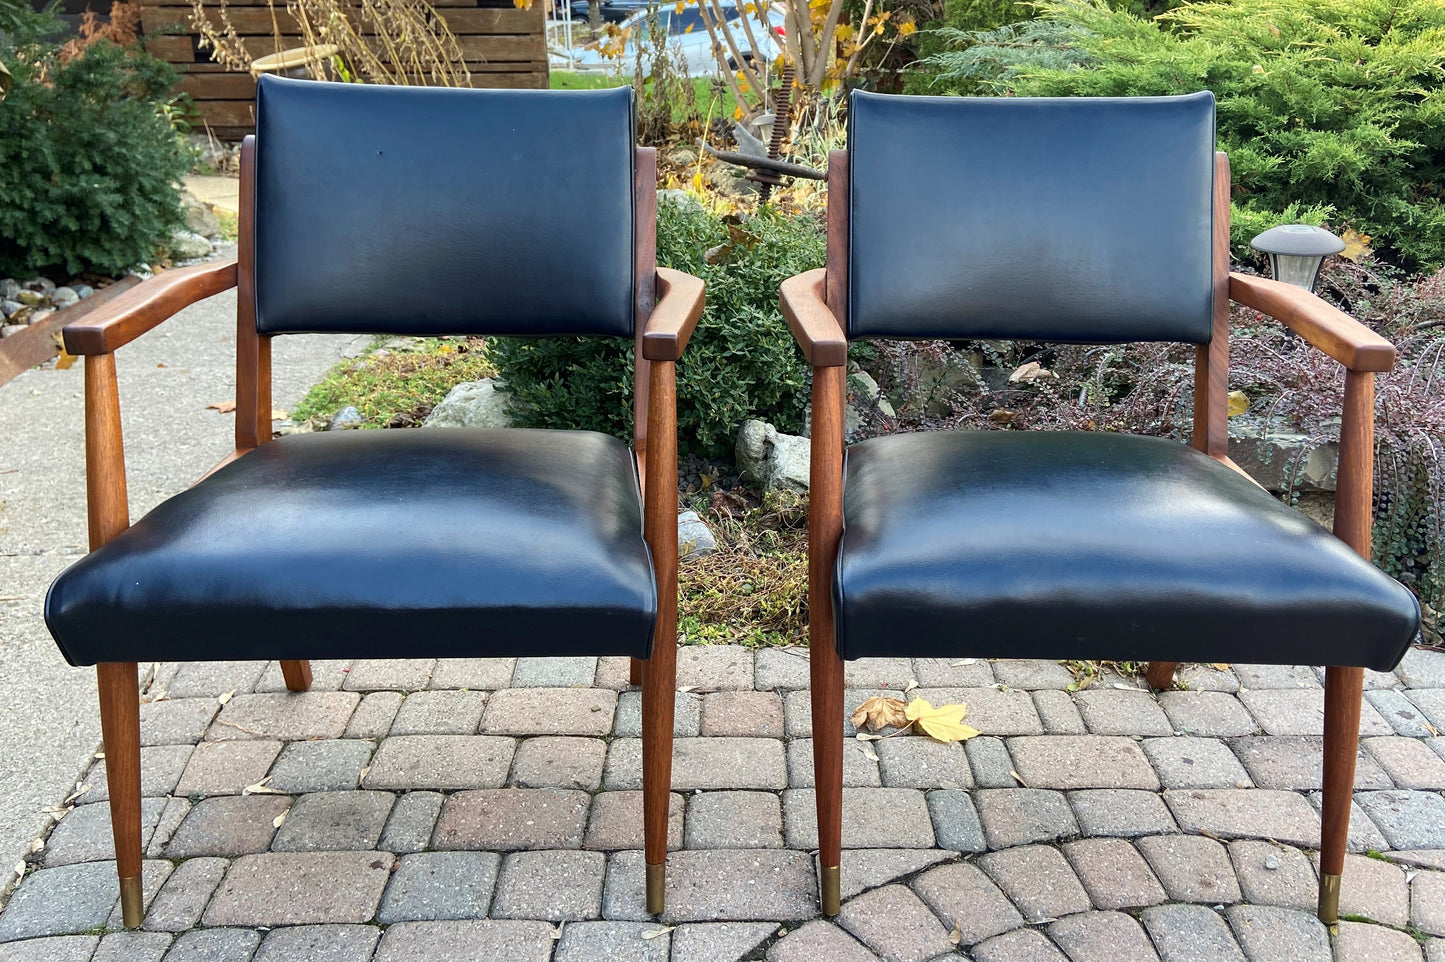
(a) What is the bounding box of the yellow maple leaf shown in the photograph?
[1339,228,1372,263]
[1227,390,1249,417]
[905,697,979,743]
[851,695,908,732]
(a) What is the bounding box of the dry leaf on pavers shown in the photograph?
[852,696,908,732]
[642,927,675,940]
[858,741,879,762]
[904,698,979,744]
[950,659,976,667]
[243,777,283,797]
[272,811,286,829]
[207,400,237,413]
[904,679,919,694]
[1011,769,1027,787]
[1212,663,1230,670]
[218,690,234,705]
[950,922,963,945]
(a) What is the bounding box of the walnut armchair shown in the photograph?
[46,77,703,924]
[781,91,1420,922]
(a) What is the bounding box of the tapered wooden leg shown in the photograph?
[97,663,143,928]
[811,635,844,916]
[1145,661,1177,690]
[1319,665,1364,924]
[630,657,644,687]
[279,660,312,692]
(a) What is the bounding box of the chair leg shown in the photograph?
[279,660,312,692]
[641,635,676,914]
[1145,661,1177,690]
[630,657,644,687]
[96,662,143,928]
[811,638,845,916]
[1319,665,1364,924]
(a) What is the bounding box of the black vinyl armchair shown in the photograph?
[781,91,1421,922]
[45,77,703,924]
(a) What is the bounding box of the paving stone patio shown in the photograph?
[3,647,1445,961]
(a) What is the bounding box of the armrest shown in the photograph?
[780,268,847,368]
[640,267,705,361]
[63,259,238,355]
[1228,272,1396,372]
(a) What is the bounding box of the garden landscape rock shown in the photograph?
[678,510,717,557]
[329,406,363,431]
[180,192,222,238]
[737,420,810,494]
[167,231,214,261]
[423,378,513,429]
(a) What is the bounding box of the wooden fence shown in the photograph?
[139,1,548,139]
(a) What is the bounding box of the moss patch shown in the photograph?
[289,337,495,429]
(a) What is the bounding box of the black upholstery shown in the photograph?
[847,91,1216,344]
[835,431,1420,670]
[253,76,636,338]
[46,430,657,664]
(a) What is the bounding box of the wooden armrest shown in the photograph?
[640,267,705,361]
[63,259,238,355]
[780,268,847,368]
[1228,272,1396,373]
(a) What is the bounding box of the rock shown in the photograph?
[0,279,20,299]
[276,416,329,436]
[736,420,810,494]
[23,277,55,293]
[1,324,24,338]
[329,406,364,431]
[180,192,222,238]
[72,284,94,300]
[15,290,46,307]
[168,230,214,260]
[7,306,34,325]
[706,164,758,198]
[666,147,699,166]
[1228,421,1338,492]
[1,299,22,318]
[29,309,54,326]
[678,510,717,557]
[659,189,705,215]
[50,287,79,308]
[423,378,512,429]
[803,369,896,438]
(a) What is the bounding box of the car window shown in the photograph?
[668,5,742,34]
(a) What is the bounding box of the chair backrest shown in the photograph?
[252,76,637,338]
[846,90,1217,344]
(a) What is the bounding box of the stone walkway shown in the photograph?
[1,648,1444,962]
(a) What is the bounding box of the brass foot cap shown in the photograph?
[119,874,144,928]
[1318,873,1342,925]
[821,865,841,916]
[646,862,665,915]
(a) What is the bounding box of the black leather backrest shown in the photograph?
[848,91,1216,344]
[253,76,636,338]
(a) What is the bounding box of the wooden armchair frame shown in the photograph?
[64,144,701,925]
[781,150,1398,922]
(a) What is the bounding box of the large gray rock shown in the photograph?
[659,189,704,215]
[678,510,717,557]
[1228,421,1338,492]
[803,369,896,438]
[181,192,222,238]
[423,378,513,429]
[737,420,810,494]
[50,286,79,308]
[0,278,20,299]
[168,230,214,260]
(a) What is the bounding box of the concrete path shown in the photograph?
[0,245,364,886]
[0,646,1441,960]
[181,176,241,215]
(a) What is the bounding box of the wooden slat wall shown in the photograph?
[141,0,548,138]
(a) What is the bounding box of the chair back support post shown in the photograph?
[84,353,131,550]
[633,147,659,460]
[236,135,271,451]
[1192,151,1231,457]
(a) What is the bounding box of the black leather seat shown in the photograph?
[836,431,1419,669]
[47,429,657,665]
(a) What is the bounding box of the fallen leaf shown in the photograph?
[207,400,237,413]
[1010,768,1027,786]
[855,732,884,741]
[217,690,234,705]
[1339,228,1372,263]
[642,927,675,940]
[857,741,879,762]
[851,695,908,732]
[950,659,976,667]
[988,408,1019,425]
[1211,663,1231,671]
[1008,361,1056,384]
[272,811,286,829]
[1227,390,1250,417]
[905,697,980,743]
[272,409,289,420]
[950,921,963,945]
[243,776,283,796]
[54,350,76,371]
[677,685,697,694]
[903,679,919,694]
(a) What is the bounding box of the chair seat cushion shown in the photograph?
[46,429,657,665]
[835,431,1420,670]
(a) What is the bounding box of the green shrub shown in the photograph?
[489,201,824,460]
[921,0,1445,269]
[0,11,188,277]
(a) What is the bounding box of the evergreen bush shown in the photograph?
[489,201,823,460]
[0,10,189,277]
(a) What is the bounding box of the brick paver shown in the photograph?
[6,652,1445,959]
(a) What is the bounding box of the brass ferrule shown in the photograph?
[1318,873,1342,925]
[646,862,665,915]
[119,874,144,928]
[821,865,841,916]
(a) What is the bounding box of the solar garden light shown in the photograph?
[1250,224,1346,294]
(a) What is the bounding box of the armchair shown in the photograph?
[45,77,703,924]
[782,91,1420,922]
